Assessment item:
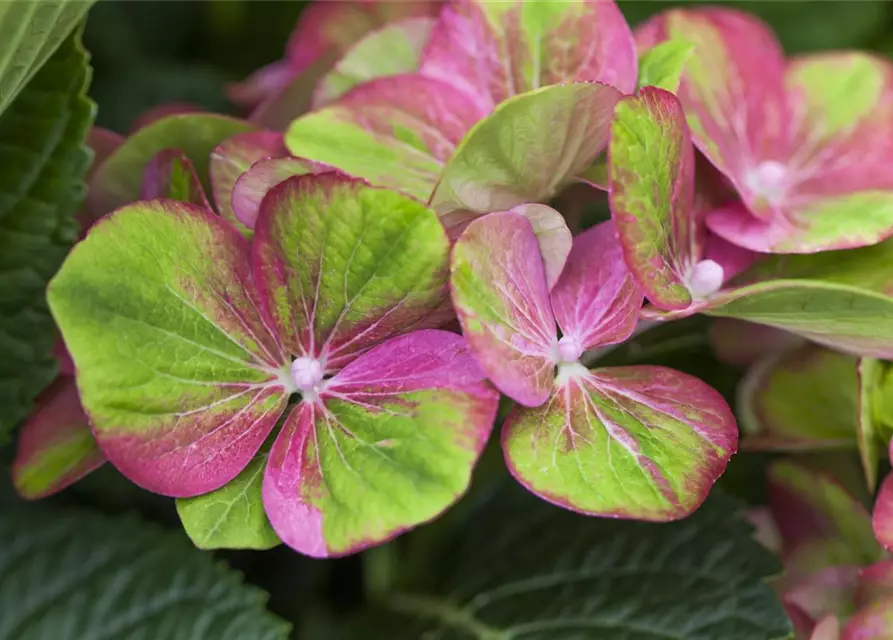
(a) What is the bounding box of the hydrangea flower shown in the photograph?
[637,7,893,254]
[48,173,498,557]
[609,86,756,311]
[285,0,638,232]
[450,212,738,519]
[228,1,443,118]
[15,115,323,504]
[762,461,891,639]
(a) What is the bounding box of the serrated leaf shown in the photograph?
[177,450,281,551]
[637,39,694,91]
[0,31,93,441]
[76,127,123,229]
[313,17,434,108]
[432,82,622,230]
[420,0,637,111]
[0,1,94,118]
[0,488,289,639]
[285,75,484,201]
[344,488,792,639]
[252,173,450,370]
[48,201,291,497]
[90,113,254,215]
[264,331,498,558]
[738,344,861,450]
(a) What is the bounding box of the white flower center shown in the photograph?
[555,335,583,364]
[291,356,325,398]
[744,160,789,206]
[688,259,724,299]
[555,361,589,386]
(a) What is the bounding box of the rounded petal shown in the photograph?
[209,130,286,230]
[252,173,450,369]
[420,0,636,110]
[231,157,323,229]
[550,221,643,350]
[12,378,104,499]
[263,331,498,557]
[313,17,435,108]
[873,473,893,551]
[432,82,622,229]
[450,212,556,407]
[48,201,290,497]
[286,74,485,202]
[503,365,737,520]
[609,87,698,310]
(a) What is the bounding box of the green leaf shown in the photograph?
[0,30,93,441]
[0,485,290,639]
[738,344,860,450]
[872,364,893,441]
[636,40,694,92]
[345,488,792,639]
[654,239,893,359]
[858,358,883,491]
[768,460,883,571]
[705,281,893,358]
[90,113,254,215]
[177,450,281,551]
[0,1,94,118]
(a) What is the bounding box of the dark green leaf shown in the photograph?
[0,484,290,640]
[0,1,94,117]
[347,487,793,639]
[0,30,94,441]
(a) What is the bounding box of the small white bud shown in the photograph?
[688,259,724,299]
[556,335,583,364]
[291,356,324,394]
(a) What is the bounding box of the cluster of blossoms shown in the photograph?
[14,2,893,635]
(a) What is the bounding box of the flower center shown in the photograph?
[744,160,789,206]
[555,335,583,364]
[688,259,724,299]
[291,356,325,398]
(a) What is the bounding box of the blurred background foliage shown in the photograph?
[84,0,893,132]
